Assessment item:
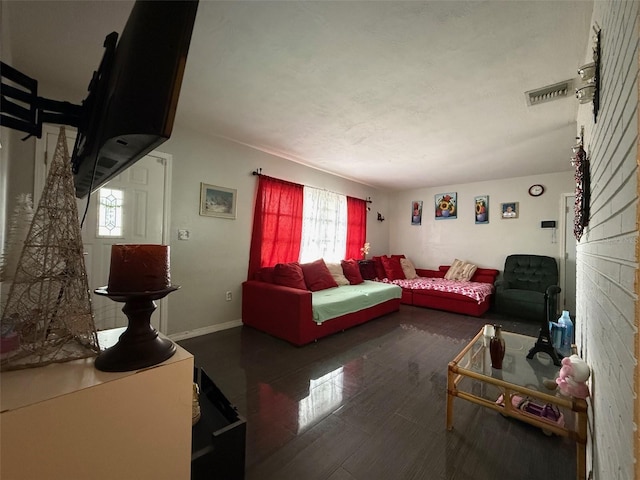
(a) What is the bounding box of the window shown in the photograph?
[300,188,347,263]
[248,175,367,279]
[97,187,124,237]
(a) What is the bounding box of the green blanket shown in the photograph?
[311,280,402,324]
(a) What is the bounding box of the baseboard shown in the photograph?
[168,319,243,341]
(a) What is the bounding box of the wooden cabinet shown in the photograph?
[1,328,194,480]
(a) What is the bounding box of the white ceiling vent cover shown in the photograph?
[525,79,574,106]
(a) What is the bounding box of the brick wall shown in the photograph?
[576,2,639,479]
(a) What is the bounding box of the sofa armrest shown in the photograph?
[545,285,561,322]
[494,279,510,292]
[545,285,561,296]
[241,280,313,332]
[416,268,445,278]
[471,268,500,284]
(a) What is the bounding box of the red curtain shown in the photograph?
[345,196,367,260]
[248,175,304,279]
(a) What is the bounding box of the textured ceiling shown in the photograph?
[5,1,594,190]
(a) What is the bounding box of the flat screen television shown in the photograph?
[71,0,199,198]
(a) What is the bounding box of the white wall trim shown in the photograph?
[168,319,243,341]
[558,192,572,315]
[154,150,173,335]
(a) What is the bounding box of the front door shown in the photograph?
[35,125,171,332]
[80,154,168,331]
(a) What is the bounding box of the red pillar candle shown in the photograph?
[108,244,171,293]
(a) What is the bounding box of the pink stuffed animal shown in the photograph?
[556,354,590,399]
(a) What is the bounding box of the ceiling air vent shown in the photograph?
[525,79,574,106]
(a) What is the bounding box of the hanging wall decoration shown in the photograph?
[200,183,237,219]
[474,196,489,224]
[411,201,423,225]
[501,202,519,219]
[575,25,601,123]
[435,193,457,220]
[572,143,590,241]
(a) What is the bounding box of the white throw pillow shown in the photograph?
[325,262,350,286]
[457,262,478,281]
[400,258,418,280]
[444,258,465,280]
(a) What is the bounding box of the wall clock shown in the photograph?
[528,184,545,197]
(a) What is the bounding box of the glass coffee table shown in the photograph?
[446,328,587,480]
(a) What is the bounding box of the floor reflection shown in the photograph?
[179,306,574,480]
[298,366,344,431]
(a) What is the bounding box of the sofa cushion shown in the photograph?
[458,262,478,281]
[341,259,364,285]
[444,259,465,280]
[255,266,275,283]
[273,262,307,290]
[359,261,377,280]
[325,262,351,286]
[400,258,418,280]
[381,256,406,281]
[372,256,387,279]
[301,259,339,291]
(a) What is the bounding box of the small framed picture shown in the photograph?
[200,183,237,219]
[411,200,423,225]
[501,202,518,219]
[435,192,457,219]
[475,195,489,224]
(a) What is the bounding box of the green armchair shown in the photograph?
[494,254,560,321]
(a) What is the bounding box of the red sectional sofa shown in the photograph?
[397,266,499,317]
[242,265,401,346]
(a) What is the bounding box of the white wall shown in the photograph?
[158,126,390,336]
[388,171,574,272]
[0,90,389,339]
[0,1,13,303]
[576,2,639,479]
[0,0,10,269]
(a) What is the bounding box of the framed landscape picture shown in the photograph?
[200,183,237,219]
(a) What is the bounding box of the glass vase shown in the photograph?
[489,324,506,369]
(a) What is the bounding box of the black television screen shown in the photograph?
[71,0,199,198]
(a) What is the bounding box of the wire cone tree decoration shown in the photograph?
[1,193,34,283]
[0,127,100,370]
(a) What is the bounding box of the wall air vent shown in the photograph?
[525,79,574,106]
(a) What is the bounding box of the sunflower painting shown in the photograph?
[435,192,457,220]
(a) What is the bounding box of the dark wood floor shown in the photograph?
[179,305,576,480]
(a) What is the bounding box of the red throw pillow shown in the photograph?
[301,259,338,291]
[372,255,387,279]
[381,256,406,281]
[359,261,377,280]
[254,267,275,283]
[273,262,307,290]
[341,259,364,285]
